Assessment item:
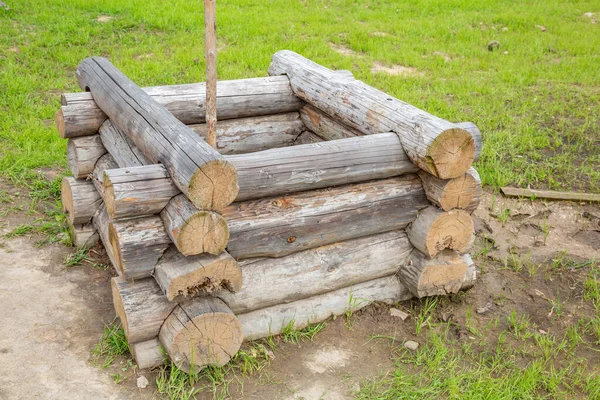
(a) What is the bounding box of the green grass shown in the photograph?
[1,0,599,196]
[91,321,131,369]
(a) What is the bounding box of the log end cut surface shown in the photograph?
[189,160,239,211]
[55,108,66,138]
[159,298,243,372]
[426,127,475,179]
[178,211,229,256]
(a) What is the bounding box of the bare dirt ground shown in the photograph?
[0,178,598,399]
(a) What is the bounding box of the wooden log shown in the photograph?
[299,104,363,140]
[131,339,165,370]
[76,57,238,211]
[454,122,482,163]
[90,153,118,195]
[69,222,99,249]
[111,276,177,343]
[159,298,243,372]
[58,76,304,138]
[398,250,469,298]
[99,120,150,168]
[160,194,229,256]
[66,135,107,179]
[103,165,180,219]
[269,50,475,179]
[239,275,411,341]
[154,247,242,301]
[189,113,304,154]
[218,230,412,314]
[462,254,477,290]
[418,167,482,212]
[224,175,428,259]
[500,187,600,202]
[108,216,171,279]
[61,177,102,225]
[229,132,419,202]
[204,0,217,149]
[407,206,474,258]
[93,204,120,271]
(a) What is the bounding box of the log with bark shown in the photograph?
[76,57,238,211]
[57,76,304,138]
[269,50,475,179]
[398,250,470,298]
[229,132,419,201]
[66,135,107,179]
[224,175,429,259]
[154,247,242,301]
[419,167,482,212]
[159,298,243,372]
[61,177,102,225]
[407,206,474,258]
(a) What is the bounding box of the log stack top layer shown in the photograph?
[269,50,475,179]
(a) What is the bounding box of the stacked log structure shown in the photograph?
[58,52,483,372]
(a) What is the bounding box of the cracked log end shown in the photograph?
[177,211,230,256]
[159,298,243,372]
[424,128,475,179]
[419,167,482,212]
[408,206,474,258]
[189,160,239,211]
[399,250,468,298]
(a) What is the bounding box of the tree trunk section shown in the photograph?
[159,298,243,372]
[160,194,229,256]
[103,165,180,219]
[90,153,118,196]
[269,50,474,179]
[76,57,238,210]
[131,339,165,370]
[154,247,242,301]
[108,216,171,279]
[66,135,107,178]
[59,76,304,137]
[224,175,428,259]
[299,104,363,140]
[418,167,482,212]
[218,230,412,313]
[111,276,177,343]
[229,132,419,201]
[455,122,482,163]
[61,177,102,225]
[398,250,469,298]
[408,206,474,257]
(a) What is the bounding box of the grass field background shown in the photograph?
[1,0,599,192]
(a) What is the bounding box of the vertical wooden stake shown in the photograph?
[204,0,217,148]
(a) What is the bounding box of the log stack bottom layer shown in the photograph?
[58,51,482,372]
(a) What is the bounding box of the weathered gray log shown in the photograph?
[229,132,419,201]
[76,57,238,211]
[108,216,171,279]
[159,298,243,372]
[299,104,363,140]
[58,76,305,138]
[90,153,118,195]
[99,120,150,168]
[294,130,323,145]
[69,222,99,249]
[61,177,102,225]
[131,339,165,370]
[455,122,482,163]
[218,231,412,313]
[269,50,475,179]
[160,194,229,256]
[189,112,304,154]
[154,247,242,301]
[103,165,180,219]
[407,206,474,258]
[398,250,469,298]
[224,176,428,259]
[112,276,177,343]
[93,204,120,271]
[66,135,107,179]
[419,167,482,212]
[239,275,411,341]
[204,0,217,148]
